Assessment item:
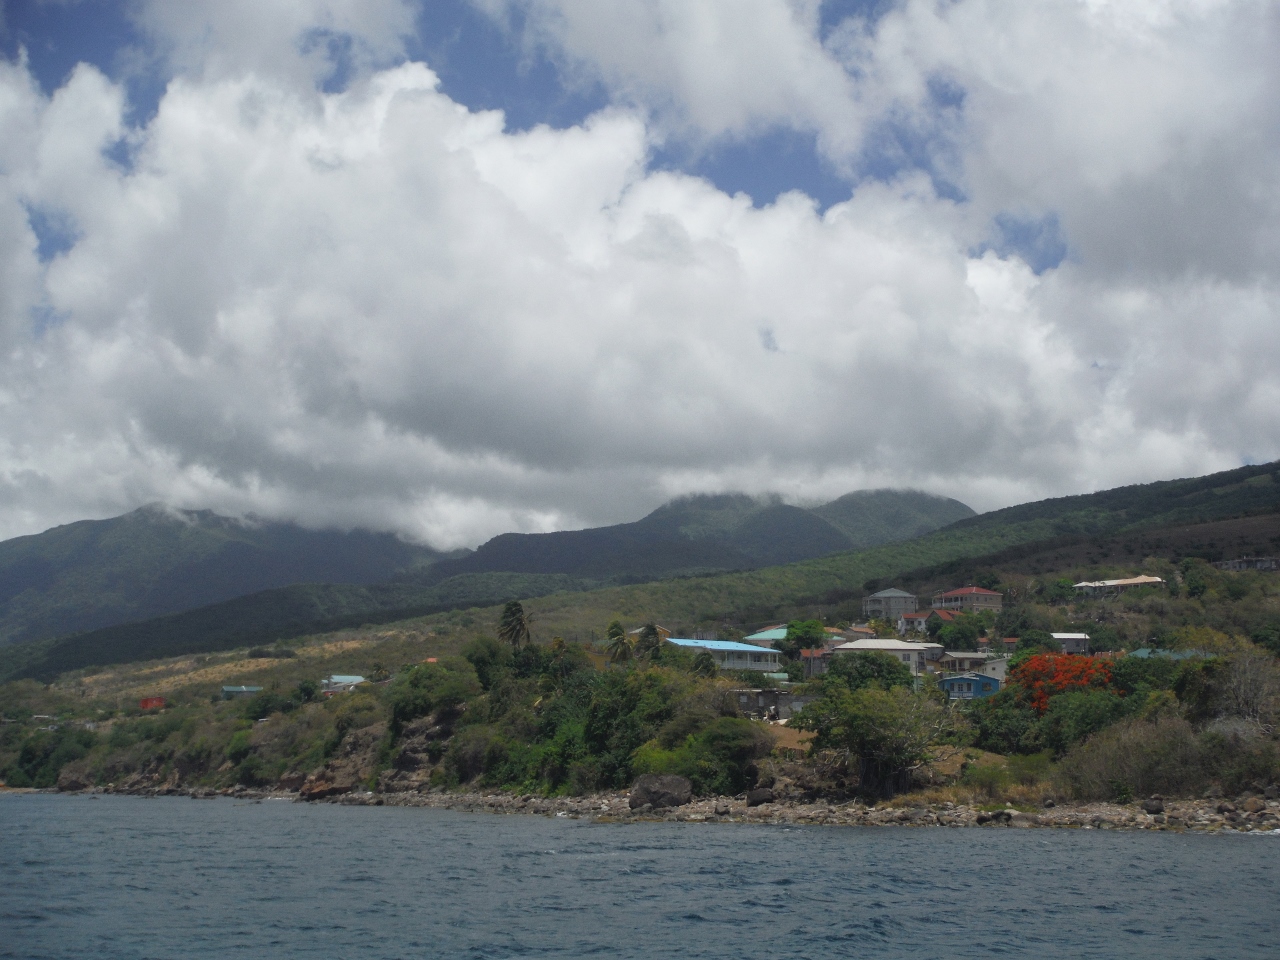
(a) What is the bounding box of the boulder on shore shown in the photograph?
[746,788,775,808]
[629,774,692,810]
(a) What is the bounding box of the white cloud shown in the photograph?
[0,0,1276,547]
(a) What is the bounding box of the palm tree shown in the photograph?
[498,600,532,649]
[606,632,632,670]
[634,623,661,660]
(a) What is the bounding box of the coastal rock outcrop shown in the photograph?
[629,774,692,810]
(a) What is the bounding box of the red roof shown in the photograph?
[936,587,1001,597]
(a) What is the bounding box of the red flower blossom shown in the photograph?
[1009,654,1114,714]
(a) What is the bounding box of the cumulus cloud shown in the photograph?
[0,0,1277,547]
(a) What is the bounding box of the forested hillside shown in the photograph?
[0,505,451,647]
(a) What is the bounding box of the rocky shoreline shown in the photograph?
[36,783,1280,832]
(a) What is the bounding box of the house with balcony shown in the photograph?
[932,586,1003,613]
[862,588,917,621]
[666,637,782,672]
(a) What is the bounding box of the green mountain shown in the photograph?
[413,491,975,584]
[811,489,977,549]
[8,462,1277,683]
[0,489,973,680]
[0,505,451,648]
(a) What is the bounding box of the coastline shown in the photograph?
[17,784,1280,832]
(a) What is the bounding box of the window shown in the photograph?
[901,654,910,662]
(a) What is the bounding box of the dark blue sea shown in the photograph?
[2,794,1277,959]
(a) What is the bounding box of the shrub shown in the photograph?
[1055,717,1208,800]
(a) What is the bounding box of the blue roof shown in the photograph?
[744,628,788,641]
[667,638,779,654]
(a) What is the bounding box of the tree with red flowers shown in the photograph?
[1010,654,1114,714]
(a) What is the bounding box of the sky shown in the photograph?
[0,0,1278,548]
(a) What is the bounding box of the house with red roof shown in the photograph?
[931,586,1003,613]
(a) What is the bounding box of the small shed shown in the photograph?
[138,696,166,711]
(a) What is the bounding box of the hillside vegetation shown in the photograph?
[4,461,1277,682]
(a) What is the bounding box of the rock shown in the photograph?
[1142,799,1165,815]
[1042,798,1056,808]
[1009,812,1040,828]
[277,771,306,791]
[629,775,692,810]
[56,769,92,792]
[1241,797,1266,814]
[1265,785,1279,801]
[714,802,731,816]
[745,788,776,808]
[1217,801,1237,814]
[976,812,993,825]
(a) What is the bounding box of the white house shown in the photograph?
[665,638,782,673]
[322,674,367,695]
[831,638,944,676]
[1073,576,1164,597]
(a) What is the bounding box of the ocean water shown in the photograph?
[2,794,1277,960]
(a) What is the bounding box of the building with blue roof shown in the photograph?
[666,637,782,672]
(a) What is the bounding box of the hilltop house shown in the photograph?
[932,586,1003,613]
[666,637,782,673]
[862,588,917,621]
[322,675,367,695]
[1073,575,1165,597]
[1213,557,1279,572]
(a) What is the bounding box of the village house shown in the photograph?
[1051,633,1091,655]
[322,675,367,696]
[1212,557,1279,572]
[932,586,1003,613]
[831,638,944,676]
[627,624,672,643]
[743,626,787,647]
[666,637,782,672]
[938,672,1001,700]
[899,608,960,635]
[1073,575,1165,597]
[731,687,817,720]
[862,588,917,621]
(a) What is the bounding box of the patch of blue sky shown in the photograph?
[818,0,900,40]
[652,127,854,212]
[24,204,79,262]
[406,0,608,133]
[985,212,1069,275]
[29,303,69,337]
[854,74,967,202]
[0,0,167,127]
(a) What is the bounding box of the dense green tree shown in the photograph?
[690,651,718,677]
[462,636,513,690]
[775,619,826,661]
[387,657,482,731]
[825,651,913,692]
[606,620,632,665]
[793,685,967,797]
